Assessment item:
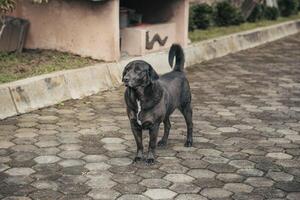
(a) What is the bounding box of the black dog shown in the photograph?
[122,44,193,164]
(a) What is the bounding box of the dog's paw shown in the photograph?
[157,140,167,147]
[134,157,143,162]
[184,140,193,147]
[145,158,155,165]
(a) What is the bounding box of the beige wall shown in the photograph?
[170,0,189,46]
[13,0,120,61]
[121,23,176,56]
[120,0,189,47]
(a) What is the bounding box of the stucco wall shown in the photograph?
[120,0,189,47]
[13,0,120,61]
[170,0,189,46]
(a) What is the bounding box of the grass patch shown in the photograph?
[189,13,300,42]
[0,49,98,84]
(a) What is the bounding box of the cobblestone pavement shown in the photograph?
[1,34,300,200]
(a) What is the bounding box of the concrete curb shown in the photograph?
[1,19,300,119]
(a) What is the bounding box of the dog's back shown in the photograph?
[159,44,191,111]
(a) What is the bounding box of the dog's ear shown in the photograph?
[122,64,130,82]
[147,64,159,81]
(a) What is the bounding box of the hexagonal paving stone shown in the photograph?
[224,183,253,193]
[112,173,142,184]
[233,124,253,130]
[170,183,200,194]
[117,194,150,200]
[266,152,293,159]
[274,181,300,192]
[200,188,233,199]
[181,160,209,169]
[245,177,274,187]
[34,156,61,164]
[202,156,229,164]
[35,140,59,148]
[101,137,124,144]
[285,135,300,141]
[104,144,127,151]
[0,141,15,148]
[0,163,9,172]
[217,127,238,133]
[136,169,166,179]
[140,179,171,188]
[5,167,35,176]
[99,126,120,132]
[59,144,82,151]
[197,148,222,156]
[88,189,120,200]
[277,129,298,135]
[216,173,244,182]
[164,173,195,183]
[58,151,85,159]
[4,176,34,185]
[237,168,264,177]
[15,132,37,138]
[159,163,188,173]
[59,159,85,167]
[85,162,111,171]
[143,189,177,200]
[229,160,255,169]
[287,192,300,200]
[175,194,208,200]
[108,158,132,166]
[208,163,237,173]
[114,183,146,194]
[267,171,294,182]
[31,180,59,191]
[83,155,108,162]
[2,197,32,200]
[86,177,117,189]
[187,169,216,179]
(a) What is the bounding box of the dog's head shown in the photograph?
[122,60,159,88]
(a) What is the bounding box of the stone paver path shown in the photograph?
[1,33,300,200]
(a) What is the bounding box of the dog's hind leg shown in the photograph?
[158,117,171,147]
[130,121,144,162]
[180,103,193,147]
[146,124,160,165]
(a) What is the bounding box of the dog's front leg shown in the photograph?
[130,120,144,162]
[146,123,160,165]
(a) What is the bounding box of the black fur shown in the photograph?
[122,44,193,164]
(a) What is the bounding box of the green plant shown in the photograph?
[213,1,245,26]
[192,3,213,29]
[0,0,16,14]
[264,6,280,20]
[278,0,299,16]
[247,3,264,22]
[189,5,196,31]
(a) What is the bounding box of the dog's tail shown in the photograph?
[169,44,185,72]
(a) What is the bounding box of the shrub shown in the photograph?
[0,0,16,15]
[264,6,280,20]
[189,5,196,31]
[278,0,299,17]
[213,1,245,26]
[192,3,213,29]
[247,4,264,22]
